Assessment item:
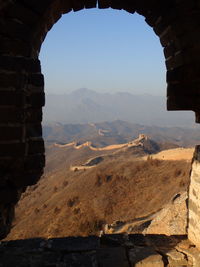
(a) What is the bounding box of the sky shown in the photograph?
[39,8,166,96]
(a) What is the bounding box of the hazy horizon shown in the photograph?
[43,88,196,128]
[45,87,165,97]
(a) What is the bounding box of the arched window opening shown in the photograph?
[5,8,194,240]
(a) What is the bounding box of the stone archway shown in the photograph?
[0,0,200,239]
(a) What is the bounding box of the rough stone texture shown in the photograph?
[97,247,129,267]
[0,0,199,250]
[134,254,164,267]
[143,192,188,235]
[188,145,200,250]
[103,191,188,236]
[166,249,189,266]
[129,247,163,266]
[0,234,198,267]
[47,236,99,251]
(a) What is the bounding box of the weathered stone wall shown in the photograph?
[1,234,199,267]
[188,146,200,249]
[0,0,200,242]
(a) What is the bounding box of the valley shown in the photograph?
[5,121,194,240]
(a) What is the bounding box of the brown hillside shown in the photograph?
[6,155,191,240]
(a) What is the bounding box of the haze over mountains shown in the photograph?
[7,88,197,240]
[43,88,195,127]
[43,120,200,148]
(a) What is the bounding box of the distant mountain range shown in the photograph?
[43,120,200,147]
[43,88,195,127]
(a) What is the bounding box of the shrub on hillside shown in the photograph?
[67,196,79,207]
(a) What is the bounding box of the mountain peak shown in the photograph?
[70,88,97,97]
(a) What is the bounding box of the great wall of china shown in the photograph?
[1,0,200,266]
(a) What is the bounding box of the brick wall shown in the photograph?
[1,234,199,267]
[188,146,200,249]
[0,0,200,245]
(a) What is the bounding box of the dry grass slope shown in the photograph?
[6,155,191,240]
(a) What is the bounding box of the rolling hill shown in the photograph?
[5,135,192,240]
[43,120,200,147]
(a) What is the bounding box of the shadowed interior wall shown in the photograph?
[0,0,200,240]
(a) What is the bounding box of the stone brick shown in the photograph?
[19,0,54,15]
[0,126,23,141]
[188,152,200,250]
[0,91,25,107]
[122,0,136,14]
[0,73,27,90]
[63,251,98,267]
[167,95,200,111]
[0,18,30,41]
[0,56,41,73]
[4,238,45,249]
[195,111,200,123]
[26,108,42,123]
[0,187,19,204]
[0,159,14,186]
[24,154,45,171]
[167,250,188,267]
[72,0,85,11]
[167,64,200,84]
[0,143,26,157]
[0,37,30,57]
[188,217,197,229]
[27,84,44,93]
[97,247,129,267]
[142,0,172,17]
[128,234,147,246]
[27,92,45,108]
[28,139,44,155]
[85,0,97,9]
[183,47,200,65]
[110,0,124,10]
[100,234,129,247]
[0,107,23,123]
[145,13,160,27]
[59,0,72,14]
[134,254,164,267]
[153,15,173,36]
[48,2,62,26]
[164,44,178,60]
[7,3,39,27]
[47,236,100,252]
[0,250,61,267]
[13,170,43,187]
[167,83,200,99]
[193,146,200,161]
[28,73,44,87]
[129,247,157,265]
[26,124,42,138]
[159,26,174,47]
[178,27,200,49]
[145,235,185,249]
[172,16,200,37]
[0,234,195,267]
[98,0,111,9]
[135,0,158,17]
[0,203,14,240]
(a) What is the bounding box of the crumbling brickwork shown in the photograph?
[1,234,200,267]
[0,0,200,242]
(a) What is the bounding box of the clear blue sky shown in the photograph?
[40,8,166,95]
